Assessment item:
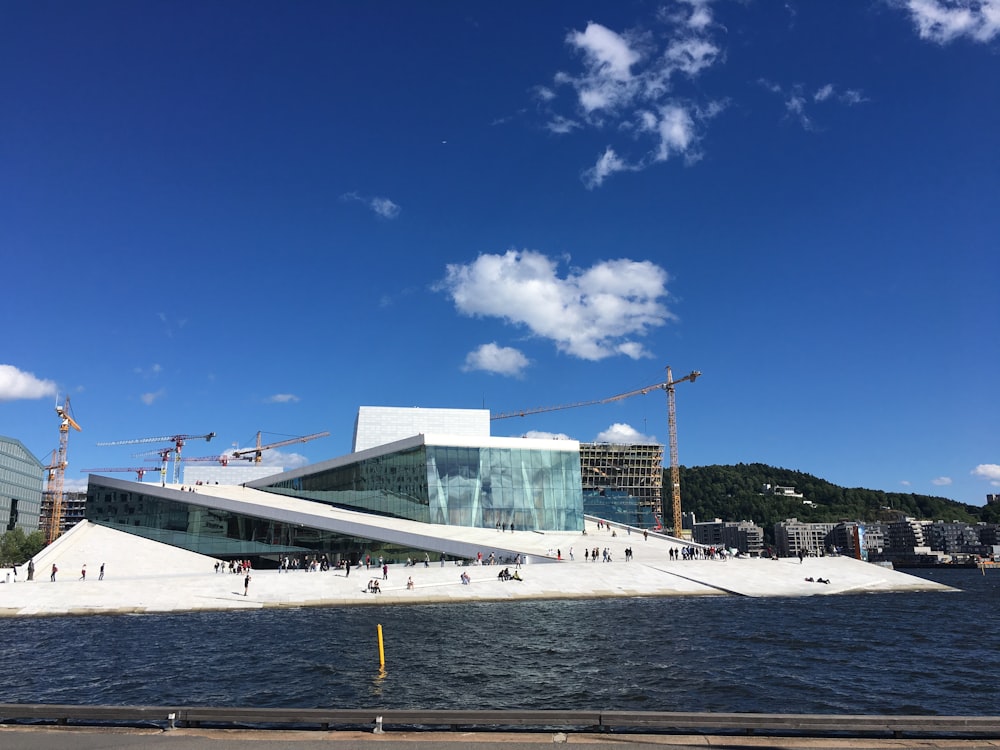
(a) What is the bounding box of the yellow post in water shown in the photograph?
[377,623,385,667]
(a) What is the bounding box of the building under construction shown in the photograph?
[580,442,664,529]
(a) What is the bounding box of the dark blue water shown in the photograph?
[3,569,997,715]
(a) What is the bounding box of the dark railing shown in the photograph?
[2,704,999,738]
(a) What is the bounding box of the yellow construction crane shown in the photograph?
[44,395,82,544]
[492,366,701,537]
[231,431,330,463]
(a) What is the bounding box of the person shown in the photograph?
[50,563,57,582]
[460,571,471,585]
[244,573,251,596]
[27,559,34,581]
[382,563,388,580]
[512,570,522,581]
[371,579,381,593]
[406,576,414,590]
[345,559,351,578]
[424,553,430,567]
[80,564,86,581]
[99,563,105,581]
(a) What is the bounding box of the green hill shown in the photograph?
[675,463,996,543]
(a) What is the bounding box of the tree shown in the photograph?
[0,529,45,566]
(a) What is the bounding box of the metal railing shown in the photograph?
[2,704,999,738]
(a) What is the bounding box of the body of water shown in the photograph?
[3,569,997,715]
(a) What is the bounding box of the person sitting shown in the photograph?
[406,576,414,590]
[371,579,381,593]
[460,571,471,585]
[511,570,522,581]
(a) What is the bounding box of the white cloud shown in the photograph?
[523,429,573,440]
[540,8,725,186]
[931,476,953,486]
[759,80,866,130]
[341,191,401,219]
[440,250,673,361]
[0,364,58,401]
[814,84,835,102]
[371,197,401,219]
[583,147,633,188]
[594,422,659,444]
[462,343,530,377]
[265,393,300,404]
[900,480,912,486]
[900,0,1000,43]
[140,389,165,405]
[545,115,580,134]
[259,448,309,468]
[133,363,162,378]
[972,464,1000,486]
[63,476,90,493]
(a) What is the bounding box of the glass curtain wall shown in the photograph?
[263,444,584,531]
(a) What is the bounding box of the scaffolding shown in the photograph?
[579,442,664,527]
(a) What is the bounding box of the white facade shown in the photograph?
[182,464,279,486]
[352,406,491,452]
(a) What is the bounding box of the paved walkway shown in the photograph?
[0,519,951,618]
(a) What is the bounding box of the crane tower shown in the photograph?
[43,396,82,544]
[492,366,700,536]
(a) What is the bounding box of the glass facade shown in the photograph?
[85,480,410,564]
[0,436,44,533]
[262,444,583,531]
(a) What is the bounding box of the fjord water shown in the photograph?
[3,569,997,715]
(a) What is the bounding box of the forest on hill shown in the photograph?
[676,463,998,539]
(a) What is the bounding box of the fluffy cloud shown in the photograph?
[371,197,401,219]
[594,422,659,444]
[972,464,1000,486]
[931,476,953,486]
[440,250,673,361]
[0,364,57,401]
[900,0,1000,43]
[541,6,725,186]
[462,343,530,377]
[265,393,300,404]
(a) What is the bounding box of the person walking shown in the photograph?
[50,564,57,582]
[79,564,86,581]
[382,563,388,581]
[99,563,105,580]
[244,573,251,596]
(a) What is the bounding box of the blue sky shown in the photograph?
[2,1,998,507]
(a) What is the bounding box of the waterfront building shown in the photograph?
[86,407,586,564]
[0,436,44,534]
[885,517,926,553]
[773,518,836,557]
[921,520,981,555]
[828,521,886,561]
[692,518,764,556]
